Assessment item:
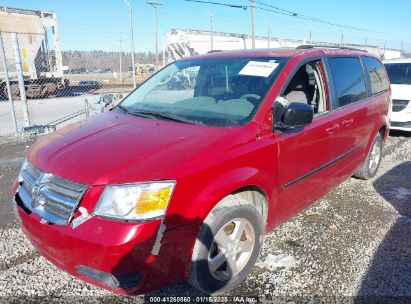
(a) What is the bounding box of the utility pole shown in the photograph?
[162,33,166,66]
[251,0,255,48]
[0,33,18,133]
[118,34,122,83]
[309,29,312,44]
[11,33,30,128]
[267,22,271,48]
[400,40,404,58]
[383,40,387,60]
[210,14,214,51]
[123,0,136,88]
[363,37,367,50]
[147,2,163,71]
[340,32,344,47]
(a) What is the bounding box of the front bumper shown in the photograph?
[390,121,411,131]
[13,191,198,295]
[391,110,411,131]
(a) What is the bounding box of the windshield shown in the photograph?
[384,63,411,85]
[117,57,287,127]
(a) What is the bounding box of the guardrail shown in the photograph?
[21,94,116,136]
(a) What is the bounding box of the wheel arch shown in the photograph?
[365,123,388,156]
[230,186,269,230]
[378,124,388,142]
[182,167,273,232]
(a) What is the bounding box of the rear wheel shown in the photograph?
[189,204,262,294]
[354,133,382,180]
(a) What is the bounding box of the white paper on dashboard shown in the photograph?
[238,61,279,77]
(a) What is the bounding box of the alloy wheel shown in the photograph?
[208,218,255,281]
[369,140,381,173]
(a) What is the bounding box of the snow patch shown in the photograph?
[386,187,411,199]
[398,215,411,223]
[255,253,300,271]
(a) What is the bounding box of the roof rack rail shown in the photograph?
[296,44,368,52]
[207,50,224,54]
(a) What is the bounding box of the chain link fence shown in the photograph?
[0,6,163,136]
[0,30,156,136]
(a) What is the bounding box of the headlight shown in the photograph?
[94,181,175,221]
[18,158,28,183]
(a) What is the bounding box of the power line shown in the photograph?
[182,0,406,40]
[254,1,377,33]
[183,0,247,10]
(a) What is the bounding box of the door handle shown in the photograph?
[326,124,339,134]
[342,119,354,127]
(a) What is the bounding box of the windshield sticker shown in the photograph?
[239,61,279,77]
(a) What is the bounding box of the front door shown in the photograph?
[273,60,344,225]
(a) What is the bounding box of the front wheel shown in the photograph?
[188,204,263,294]
[354,132,383,180]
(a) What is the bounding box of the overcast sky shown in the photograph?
[2,0,410,52]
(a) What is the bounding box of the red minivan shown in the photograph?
[12,46,391,295]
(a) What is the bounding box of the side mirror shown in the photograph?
[276,102,313,129]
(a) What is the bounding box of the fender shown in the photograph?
[363,92,390,156]
[366,120,388,156]
[182,167,274,225]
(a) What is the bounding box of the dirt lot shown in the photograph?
[0,131,409,303]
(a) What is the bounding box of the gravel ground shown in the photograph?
[0,132,409,304]
[0,135,35,225]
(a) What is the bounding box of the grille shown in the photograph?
[392,99,409,112]
[391,121,411,128]
[18,161,88,225]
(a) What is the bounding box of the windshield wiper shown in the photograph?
[116,104,131,114]
[128,109,204,125]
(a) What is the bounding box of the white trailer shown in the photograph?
[0,6,67,98]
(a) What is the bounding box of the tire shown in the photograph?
[354,132,383,180]
[44,83,57,97]
[10,84,20,100]
[188,204,263,295]
[40,84,49,98]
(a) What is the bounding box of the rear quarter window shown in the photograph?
[362,56,390,95]
[328,57,367,108]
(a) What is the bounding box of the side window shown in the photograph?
[328,57,367,108]
[362,57,390,95]
[280,60,328,114]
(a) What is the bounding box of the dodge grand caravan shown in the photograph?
[12,46,391,295]
[384,58,411,131]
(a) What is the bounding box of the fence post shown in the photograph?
[0,32,18,134]
[11,33,31,128]
[84,99,90,118]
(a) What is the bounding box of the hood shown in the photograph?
[390,84,411,101]
[28,111,243,185]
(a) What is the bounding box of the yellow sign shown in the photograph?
[22,48,27,72]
